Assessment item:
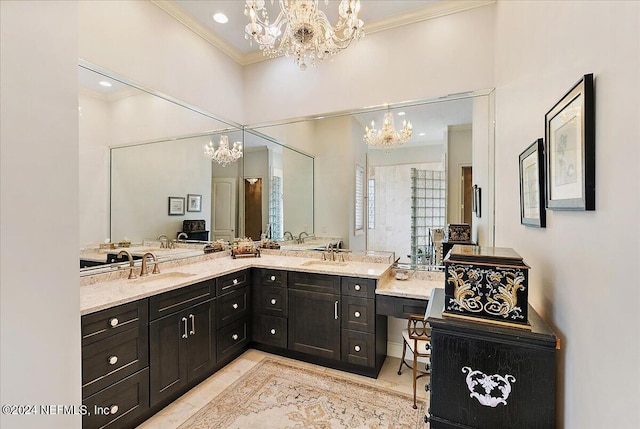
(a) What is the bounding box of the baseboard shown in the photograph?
[387,341,430,364]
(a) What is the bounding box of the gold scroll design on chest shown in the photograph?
[447,266,526,319]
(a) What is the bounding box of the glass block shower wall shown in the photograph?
[411,168,447,265]
[269,175,283,240]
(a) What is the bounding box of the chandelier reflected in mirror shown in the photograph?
[244,0,364,71]
[363,111,413,151]
[205,135,243,167]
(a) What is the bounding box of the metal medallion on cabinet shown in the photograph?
[216,269,250,296]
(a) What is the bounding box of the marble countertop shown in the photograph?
[80,254,393,315]
[375,269,445,301]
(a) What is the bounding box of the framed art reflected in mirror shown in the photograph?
[519,138,546,228]
[168,196,185,216]
[545,73,595,210]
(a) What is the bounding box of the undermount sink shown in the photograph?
[133,271,196,283]
[301,260,348,267]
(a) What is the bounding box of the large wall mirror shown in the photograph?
[78,62,314,273]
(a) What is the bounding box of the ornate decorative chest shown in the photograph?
[445,223,471,242]
[183,219,206,232]
[444,246,530,328]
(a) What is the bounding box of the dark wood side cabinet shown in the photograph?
[252,268,289,348]
[426,288,557,429]
[148,280,216,407]
[81,300,149,429]
[215,270,251,365]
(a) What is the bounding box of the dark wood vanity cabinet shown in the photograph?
[215,270,251,364]
[426,288,557,429]
[81,300,149,429]
[288,272,341,360]
[148,281,216,407]
[252,269,289,348]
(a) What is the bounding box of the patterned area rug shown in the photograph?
[179,358,426,429]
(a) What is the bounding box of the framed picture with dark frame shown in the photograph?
[545,73,595,210]
[168,196,185,216]
[519,138,546,228]
[187,194,202,212]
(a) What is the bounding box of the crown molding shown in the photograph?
[152,0,495,67]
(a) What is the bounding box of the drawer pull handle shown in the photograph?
[109,318,119,327]
[108,355,118,365]
[354,345,361,352]
[189,314,195,335]
[109,405,119,415]
[334,301,339,320]
[181,317,188,339]
[232,334,239,341]
[354,311,361,318]
[270,299,277,305]
[232,278,238,285]
[354,285,361,291]
[270,329,276,335]
[232,303,239,309]
[270,275,276,281]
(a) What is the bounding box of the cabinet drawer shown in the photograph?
[149,280,215,321]
[82,368,149,429]
[258,285,288,317]
[82,300,147,346]
[256,315,287,349]
[217,318,249,363]
[82,326,148,399]
[341,330,375,367]
[376,295,428,319]
[217,286,250,327]
[341,277,376,299]
[341,296,375,333]
[217,269,250,296]
[260,269,287,287]
[289,271,340,294]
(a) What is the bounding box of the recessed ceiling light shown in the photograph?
[397,111,406,116]
[212,12,228,24]
[419,132,426,136]
[99,81,112,87]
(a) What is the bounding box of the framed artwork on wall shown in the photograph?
[519,138,546,228]
[187,194,202,212]
[545,73,595,210]
[168,196,185,216]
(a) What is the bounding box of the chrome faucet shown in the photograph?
[177,232,188,241]
[140,252,160,277]
[117,250,137,279]
[297,231,309,244]
[157,234,169,248]
[283,231,294,241]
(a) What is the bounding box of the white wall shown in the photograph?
[494,1,640,428]
[0,2,81,429]
[243,4,496,125]
[79,0,244,124]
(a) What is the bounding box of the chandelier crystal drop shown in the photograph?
[363,112,413,151]
[244,0,364,71]
[205,135,243,167]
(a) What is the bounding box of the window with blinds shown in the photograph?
[355,164,364,234]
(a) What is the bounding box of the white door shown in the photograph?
[212,178,237,242]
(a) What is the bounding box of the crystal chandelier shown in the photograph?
[205,135,243,167]
[244,0,364,71]
[363,112,413,151]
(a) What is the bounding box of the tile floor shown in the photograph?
[138,349,430,428]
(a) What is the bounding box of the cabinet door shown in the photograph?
[149,312,188,406]
[185,300,216,382]
[288,289,340,360]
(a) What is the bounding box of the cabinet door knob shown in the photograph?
[270,298,277,305]
[232,334,239,341]
[354,311,361,318]
[354,285,361,291]
[232,278,238,285]
[109,405,119,415]
[109,318,119,327]
[232,303,239,309]
[354,345,361,352]
[270,329,276,335]
[108,355,118,365]
[270,275,276,281]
